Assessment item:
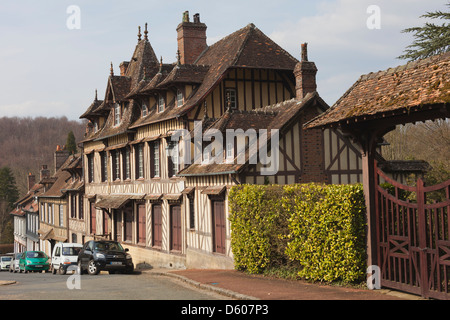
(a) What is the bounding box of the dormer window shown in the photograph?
[142,102,148,117]
[114,103,121,126]
[158,94,165,113]
[225,88,237,109]
[176,89,184,107]
[94,120,99,132]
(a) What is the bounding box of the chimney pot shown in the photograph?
[40,165,50,181]
[294,43,318,100]
[27,173,35,191]
[301,43,308,62]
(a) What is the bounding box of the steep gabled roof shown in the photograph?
[125,38,159,88]
[128,23,298,130]
[179,24,298,114]
[305,52,450,129]
[178,92,328,177]
[40,154,82,198]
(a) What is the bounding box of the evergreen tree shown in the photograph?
[66,130,77,154]
[398,3,450,61]
[0,167,19,243]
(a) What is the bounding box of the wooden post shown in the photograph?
[361,134,378,269]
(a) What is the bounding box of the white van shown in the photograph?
[51,242,83,275]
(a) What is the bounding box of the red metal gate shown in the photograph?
[375,166,450,299]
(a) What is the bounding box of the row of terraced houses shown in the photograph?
[12,12,369,269]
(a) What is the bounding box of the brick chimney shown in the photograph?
[27,173,35,191]
[119,61,129,76]
[40,165,50,181]
[54,145,70,173]
[177,11,207,64]
[294,43,318,100]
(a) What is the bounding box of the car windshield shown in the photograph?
[1,257,11,261]
[94,242,124,252]
[62,247,81,256]
[26,252,46,259]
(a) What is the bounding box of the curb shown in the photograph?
[0,281,16,286]
[148,270,259,300]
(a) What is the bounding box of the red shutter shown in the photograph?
[152,205,162,247]
[170,206,182,251]
[138,204,146,245]
[90,202,96,235]
[213,201,226,254]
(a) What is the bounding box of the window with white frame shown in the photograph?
[226,142,234,160]
[142,102,148,117]
[114,103,121,126]
[59,205,64,227]
[225,88,237,109]
[158,95,165,113]
[176,89,184,107]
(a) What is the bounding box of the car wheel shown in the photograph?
[125,264,134,274]
[77,261,85,275]
[51,265,57,275]
[59,266,66,275]
[87,260,99,275]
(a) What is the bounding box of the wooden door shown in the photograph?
[152,204,162,248]
[212,200,226,254]
[170,205,182,252]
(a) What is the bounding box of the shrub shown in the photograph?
[229,183,367,283]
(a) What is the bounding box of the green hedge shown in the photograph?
[228,183,367,283]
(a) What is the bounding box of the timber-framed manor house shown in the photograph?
[15,12,365,269]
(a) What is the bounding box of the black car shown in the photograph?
[77,240,134,275]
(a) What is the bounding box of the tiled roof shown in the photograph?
[81,23,299,141]
[127,24,298,130]
[40,154,82,198]
[178,92,328,176]
[79,98,104,120]
[305,52,450,129]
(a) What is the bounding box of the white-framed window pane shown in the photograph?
[176,90,183,107]
[154,141,160,178]
[114,103,121,126]
[158,95,165,113]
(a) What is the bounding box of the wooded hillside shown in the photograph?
[0,117,86,196]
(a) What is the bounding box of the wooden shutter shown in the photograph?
[124,208,133,242]
[152,205,162,248]
[170,205,182,251]
[137,204,146,245]
[212,201,226,254]
[90,202,96,235]
[114,210,122,242]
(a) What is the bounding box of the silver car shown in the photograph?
[8,253,22,273]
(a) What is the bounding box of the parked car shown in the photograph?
[77,240,134,275]
[9,253,22,273]
[51,242,83,275]
[19,251,50,273]
[0,255,12,271]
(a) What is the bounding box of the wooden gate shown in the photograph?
[375,166,450,299]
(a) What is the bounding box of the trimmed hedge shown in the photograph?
[229,183,367,283]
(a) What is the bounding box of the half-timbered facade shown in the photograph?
[37,149,83,257]
[79,12,362,269]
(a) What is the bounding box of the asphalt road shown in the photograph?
[0,269,227,300]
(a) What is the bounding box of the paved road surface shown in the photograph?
[0,270,227,300]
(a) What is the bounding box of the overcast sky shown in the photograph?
[0,0,447,121]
